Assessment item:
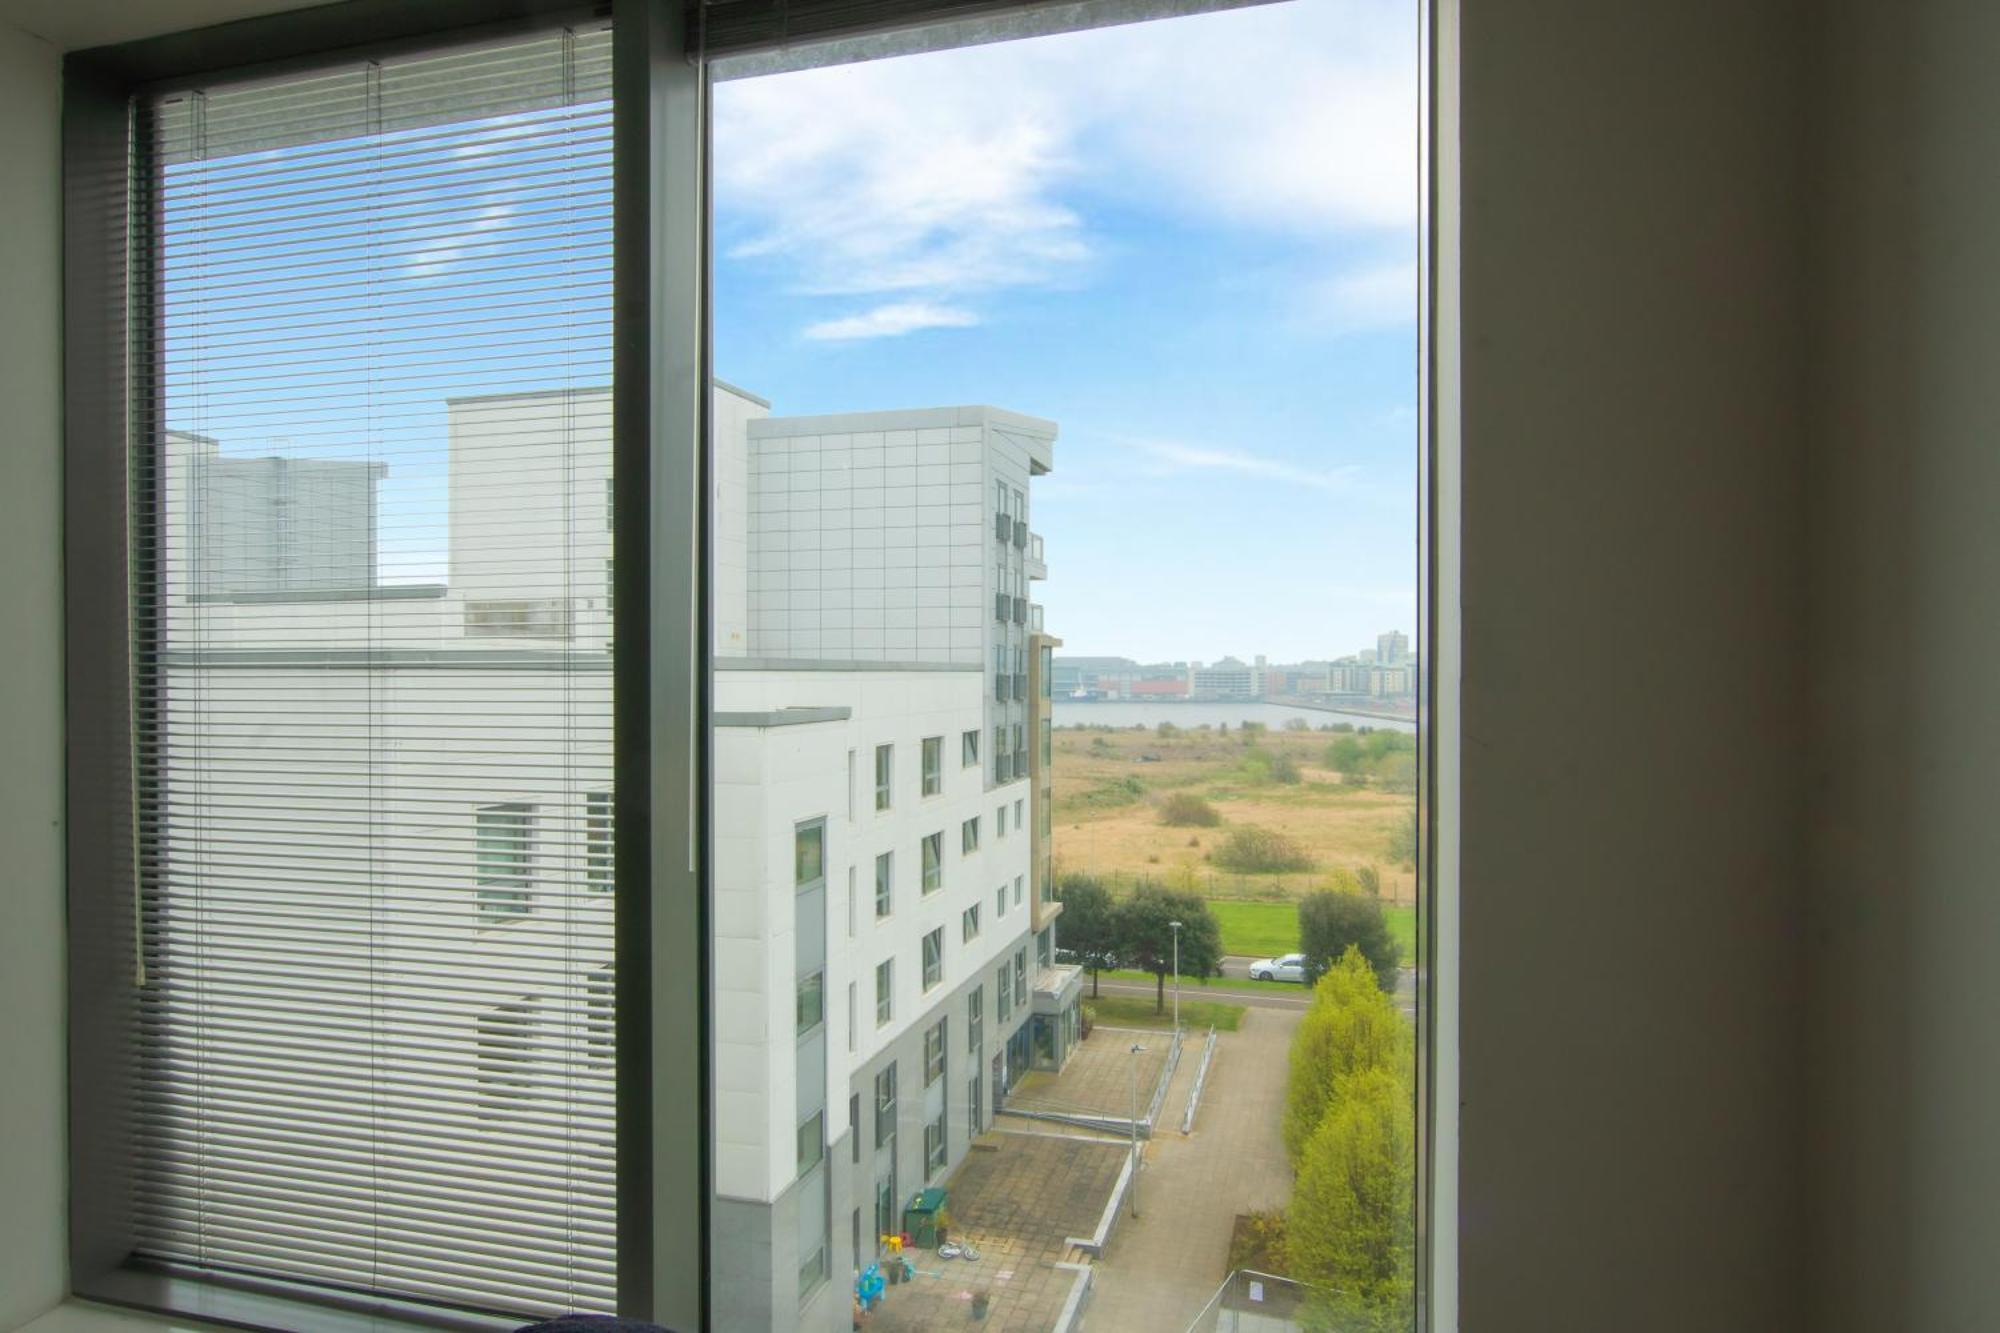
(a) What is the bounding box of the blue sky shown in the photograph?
[712,0,1418,662]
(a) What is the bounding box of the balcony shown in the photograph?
[1026,531,1046,580]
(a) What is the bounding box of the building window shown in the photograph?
[996,885,1007,919]
[585,967,614,1068]
[875,960,894,1027]
[996,805,1007,838]
[961,816,980,855]
[1015,798,1025,827]
[796,822,824,887]
[875,1063,897,1148]
[850,1093,861,1164]
[1042,718,1052,766]
[875,852,893,918]
[995,726,1009,782]
[797,972,824,1036]
[921,735,943,795]
[1013,875,1024,909]
[962,729,979,767]
[1037,929,1052,970]
[584,791,613,891]
[924,1112,947,1177]
[922,927,944,992]
[476,1000,535,1114]
[924,1019,946,1086]
[875,743,893,811]
[475,803,533,920]
[967,988,983,1051]
[798,1244,827,1304]
[797,1111,824,1175]
[962,904,981,943]
[997,966,1012,1022]
[921,832,943,894]
[1014,949,1027,1007]
[848,982,857,1053]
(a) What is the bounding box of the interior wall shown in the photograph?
[0,18,69,1332]
[1453,1,1806,1327]
[1807,2,2000,1327]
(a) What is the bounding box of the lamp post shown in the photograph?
[1128,1041,1146,1217]
[1168,919,1183,1034]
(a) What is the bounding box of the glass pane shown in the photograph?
[709,1,1419,1327]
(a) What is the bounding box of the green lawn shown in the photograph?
[1208,898,1417,966]
[1094,967,1305,995]
[1084,994,1245,1031]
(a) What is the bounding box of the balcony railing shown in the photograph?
[1026,531,1047,580]
[1028,603,1043,632]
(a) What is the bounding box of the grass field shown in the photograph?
[1052,723,1418,906]
[1094,967,1306,995]
[1208,899,1417,965]
[1084,994,1245,1031]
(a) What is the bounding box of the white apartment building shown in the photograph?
[145,384,1075,1331]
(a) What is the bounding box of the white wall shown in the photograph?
[1806,3,2000,1326]
[1454,1,1806,1327]
[0,18,67,1330]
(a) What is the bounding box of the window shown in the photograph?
[925,1112,947,1177]
[996,886,1007,918]
[797,972,824,1035]
[585,791,614,891]
[874,1063,898,1148]
[875,959,897,1026]
[1015,798,1025,827]
[922,928,944,991]
[962,729,979,766]
[921,735,943,795]
[967,989,983,1051]
[796,822,825,886]
[477,1000,536,1114]
[1014,950,1028,1007]
[963,904,981,943]
[850,1093,861,1163]
[962,816,980,854]
[875,743,893,810]
[995,725,1010,782]
[997,805,1007,838]
[875,851,894,918]
[797,1111,824,1174]
[847,982,857,1053]
[476,803,534,920]
[921,832,943,893]
[1014,875,1024,909]
[1037,930,1052,970]
[798,1245,827,1303]
[924,1019,947,1086]
[997,966,1012,1022]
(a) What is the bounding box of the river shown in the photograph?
[1051,700,1416,734]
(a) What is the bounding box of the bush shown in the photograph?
[1269,752,1303,784]
[1284,717,1311,732]
[1325,736,1364,773]
[1227,1210,1289,1274]
[1076,775,1147,809]
[1159,792,1222,827]
[1156,721,1178,737]
[1212,825,1314,873]
[1387,808,1417,866]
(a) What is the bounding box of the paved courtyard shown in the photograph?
[866,1128,1128,1333]
[1003,1025,1174,1122]
[1082,1005,1301,1331]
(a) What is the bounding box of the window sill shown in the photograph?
[21,1302,225,1333]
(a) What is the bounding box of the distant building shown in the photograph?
[1377,630,1411,666]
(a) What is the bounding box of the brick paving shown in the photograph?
[1082,1006,1302,1331]
[1003,1026,1173,1121]
[867,1129,1128,1333]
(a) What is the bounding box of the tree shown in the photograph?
[1115,884,1222,1014]
[1287,1064,1415,1330]
[1387,807,1418,867]
[1159,792,1222,827]
[1056,875,1121,997]
[1282,949,1411,1165]
[1298,889,1400,991]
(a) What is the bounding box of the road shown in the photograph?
[1088,958,1418,1016]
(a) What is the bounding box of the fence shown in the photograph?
[1184,1270,1324,1333]
[1181,1025,1219,1134]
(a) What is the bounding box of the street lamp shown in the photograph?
[1128,1041,1146,1218]
[1168,920,1183,1034]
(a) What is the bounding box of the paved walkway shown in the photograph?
[1083,1005,1301,1331]
[1005,1026,1171,1121]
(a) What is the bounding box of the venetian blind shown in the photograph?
[132,24,618,1321]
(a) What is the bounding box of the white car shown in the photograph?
[1248,953,1307,983]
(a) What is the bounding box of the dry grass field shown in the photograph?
[1050,723,1417,906]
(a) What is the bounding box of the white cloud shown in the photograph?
[802,301,980,341]
[712,0,1417,330]
[1304,258,1419,331]
[1127,438,1362,493]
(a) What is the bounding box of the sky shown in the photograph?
[711,0,1419,663]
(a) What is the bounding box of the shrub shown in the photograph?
[1212,825,1314,873]
[1354,864,1382,897]
[1077,775,1147,809]
[1227,1210,1289,1274]
[1159,792,1222,827]
[1387,808,1417,866]
[1269,752,1302,784]
[1284,717,1312,732]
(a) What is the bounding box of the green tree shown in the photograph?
[1387,807,1418,867]
[1056,875,1121,997]
[1325,735,1364,773]
[1115,884,1222,1014]
[1288,1064,1415,1329]
[1298,889,1400,991]
[1282,950,1410,1165]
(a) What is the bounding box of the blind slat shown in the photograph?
[133,23,618,1322]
